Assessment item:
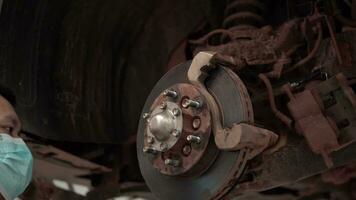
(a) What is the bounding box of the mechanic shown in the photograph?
[0,87,33,200]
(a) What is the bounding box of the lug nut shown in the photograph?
[142,113,150,119]
[163,89,178,98]
[187,135,201,144]
[164,159,180,167]
[172,129,181,137]
[172,108,181,116]
[182,99,201,108]
[192,118,201,129]
[143,147,158,154]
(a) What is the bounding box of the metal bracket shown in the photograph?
[187,52,278,158]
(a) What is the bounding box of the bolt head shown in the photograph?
[172,129,181,137]
[172,108,181,116]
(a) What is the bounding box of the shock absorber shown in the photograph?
[189,0,266,49]
[223,0,266,30]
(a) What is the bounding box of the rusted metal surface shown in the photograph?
[2,0,356,199]
[137,61,255,200]
[322,162,356,185]
[283,19,323,74]
[227,71,356,196]
[329,0,356,27]
[226,139,356,197]
[146,83,215,176]
[259,74,293,128]
[138,0,356,197]
[212,149,249,200]
[187,52,278,156]
[190,12,306,71]
[139,52,278,200]
[191,27,278,70]
[314,74,356,154]
[336,73,356,108]
[338,41,353,68]
[222,0,265,30]
[285,88,340,168]
[179,1,356,199]
[28,142,111,173]
[24,139,115,199]
[324,15,344,66]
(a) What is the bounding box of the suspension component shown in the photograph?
[141,83,214,176]
[137,52,280,200]
[223,0,266,30]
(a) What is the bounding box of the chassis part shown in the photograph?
[137,52,280,200]
[138,1,356,199]
[137,60,253,200]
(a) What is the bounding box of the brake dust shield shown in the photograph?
[137,61,253,200]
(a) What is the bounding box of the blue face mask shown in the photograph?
[0,133,33,200]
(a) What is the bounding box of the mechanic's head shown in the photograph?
[0,85,20,136]
[0,86,33,200]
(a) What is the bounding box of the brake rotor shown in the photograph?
[137,61,253,200]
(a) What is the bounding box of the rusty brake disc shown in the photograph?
[137,61,253,200]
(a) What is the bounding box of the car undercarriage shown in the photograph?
[0,0,356,199]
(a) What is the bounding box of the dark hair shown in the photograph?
[0,85,16,106]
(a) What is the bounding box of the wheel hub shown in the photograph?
[137,61,253,200]
[142,83,214,176]
[144,101,183,152]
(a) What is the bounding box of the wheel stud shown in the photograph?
[164,159,180,167]
[187,135,201,144]
[163,89,178,98]
[182,99,201,108]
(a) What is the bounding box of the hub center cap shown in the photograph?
[142,83,215,176]
[145,102,183,152]
[149,112,174,141]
